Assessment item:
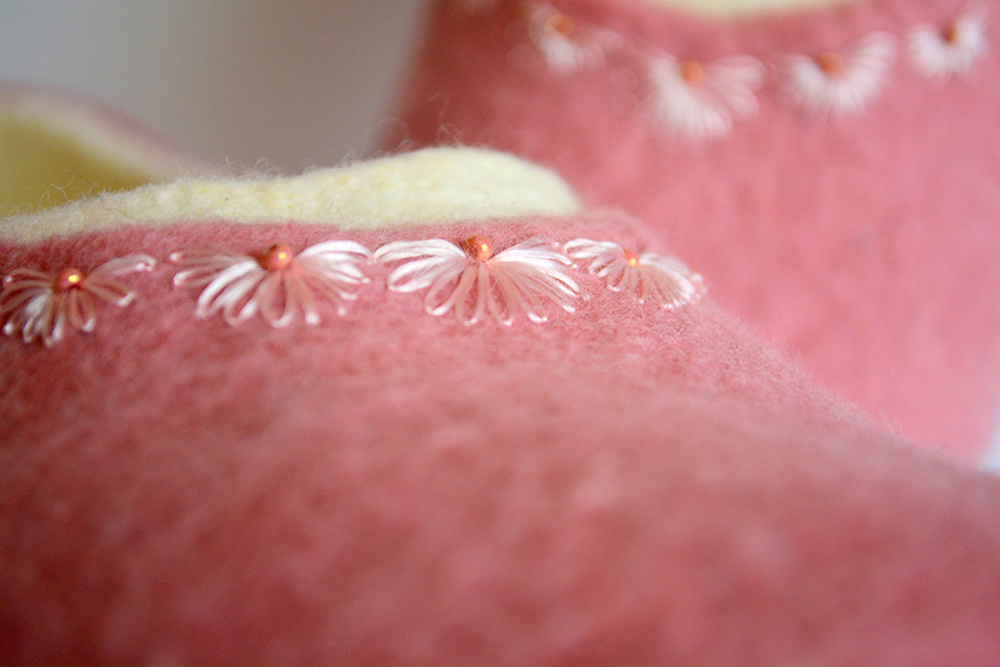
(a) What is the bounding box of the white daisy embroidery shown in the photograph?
[526,4,616,75]
[374,236,580,326]
[909,4,988,79]
[170,241,372,327]
[646,53,765,140]
[783,32,896,116]
[0,254,156,347]
[565,239,705,309]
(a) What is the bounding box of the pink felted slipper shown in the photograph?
[2,138,1000,664]
[382,0,1000,460]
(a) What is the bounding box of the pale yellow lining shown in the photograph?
[0,147,582,243]
[642,0,865,18]
[0,95,193,218]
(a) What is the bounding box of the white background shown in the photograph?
[0,1,427,171]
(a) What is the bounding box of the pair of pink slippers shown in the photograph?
[2,0,1000,663]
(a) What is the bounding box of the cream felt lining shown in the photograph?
[642,0,864,18]
[0,84,198,219]
[0,147,582,243]
[0,110,162,217]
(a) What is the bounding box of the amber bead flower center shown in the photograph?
[679,60,705,86]
[942,23,961,45]
[52,268,84,292]
[816,51,845,77]
[464,236,494,262]
[261,243,294,271]
[546,13,575,37]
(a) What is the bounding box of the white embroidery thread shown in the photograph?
[525,3,619,75]
[909,4,989,79]
[0,254,155,346]
[375,236,581,325]
[783,32,896,117]
[170,241,372,327]
[3,234,706,345]
[647,54,764,139]
[565,239,705,309]
[457,1,990,136]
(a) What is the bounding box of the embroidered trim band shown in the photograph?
[0,235,705,344]
[460,1,990,139]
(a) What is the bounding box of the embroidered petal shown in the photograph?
[784,32,896,116]
[375,236,580,326]
[0,254,155,347]
[83,254,155,307]
[909,4,988,79]
[66,288,96,333]
[565,239,705,309]
[256,270,296,328]
[291,240,372,320]
[377,240,468,295]
[192,261,263,323]
[646,53,764,140]
[170,241,371,327]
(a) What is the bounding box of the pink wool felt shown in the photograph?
[2,217,1000,664]
[383,0,1000,459]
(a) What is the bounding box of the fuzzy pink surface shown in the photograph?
[383,0,1000,460]
[2,216,1000,664]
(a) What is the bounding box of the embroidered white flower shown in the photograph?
[783,32,896,116]
[526,3,617,75]
[0,254,155,347]
[646,53,764,140]
[375,236,580,326]
[170,241,372,327]
[565,239,705,309]
[909,4,988,79]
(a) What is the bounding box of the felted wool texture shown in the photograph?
[383,0,1000,460]
[2,215,1000,665]
[0,146,580,243]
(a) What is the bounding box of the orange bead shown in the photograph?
[679,60,705,86]
[624,249,640,268]
[942,23,960,45]
[260,243,294,271]
[52,268,84,292]
[816,51,845,77]
[464,236,494,262]
[545,12,575,38]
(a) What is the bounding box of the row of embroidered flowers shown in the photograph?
[0,236,705,347]
[505,1,990,139]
